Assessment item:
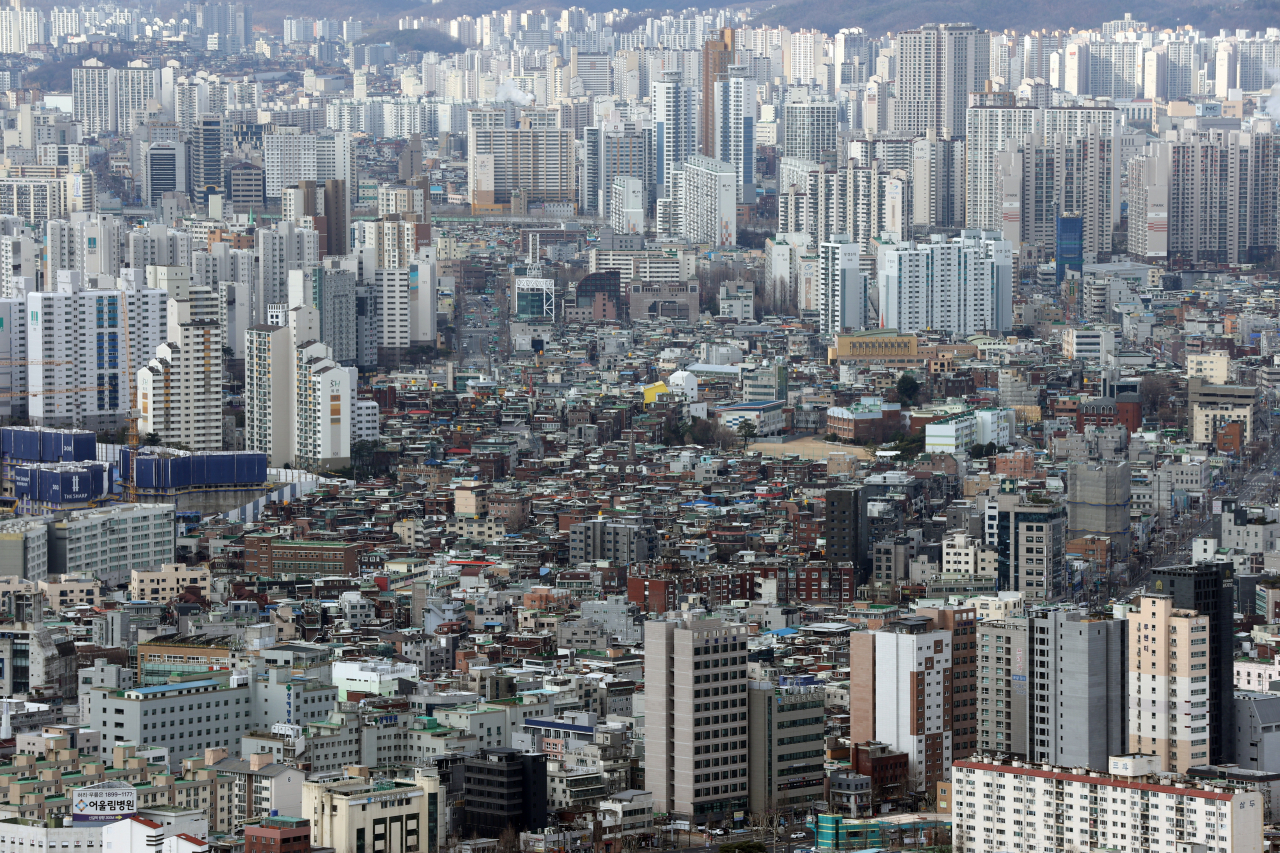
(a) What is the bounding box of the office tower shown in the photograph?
[984,488,1068,602]
[817,236,868,335]
[1148,562,1235,765]
[1066,462,1132,554]
[893,23,990,136]
[660,155,737,248]
[142,141,186,206]
[1127,593,1211,774]
[877,231,1013,336]
[700,28,734,158]
[1129,127,1279,266]
[610,177,644,235]
[467,110,574,207]
[824,486,864,569]
[27,273,167,431]
[652,70,695,195]
[644,613,751,822]
[747,676,825,817]
[190,115,225,204]
[849,616,954,792]
[137,266,223,451]
[965,105,1042,232]
[973,618,1028,756]
[116,62,160,135]
[1026,608,1127,769]
[910,131,964,231]
[781,101,838,163]
[245,325,294,466]
[713,66,757,200]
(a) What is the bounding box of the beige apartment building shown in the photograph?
[1127,593,1212,774]
[130,562,210,602]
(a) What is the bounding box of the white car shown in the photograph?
[790,833,807,840]
[711,830,725,836]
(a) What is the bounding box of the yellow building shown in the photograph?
[641,381,669,405]
[827,329,924,366]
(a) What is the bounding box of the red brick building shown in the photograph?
[245,816,310,853]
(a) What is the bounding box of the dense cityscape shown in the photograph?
[0,4,1273,853]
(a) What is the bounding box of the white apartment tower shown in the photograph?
[893,23,990,136]
[244,324,295,467]
[294,340,351,471]
[137,266,224,451]
[27,273,167,431]
[651,70,695,195]
[818,236,868,335]
[644,613,751,822]
[712,67,758,200]
[878,231,1014,336]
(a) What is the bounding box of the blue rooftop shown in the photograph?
[130,679,223,695]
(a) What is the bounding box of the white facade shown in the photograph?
[27,275,168,431]
[609,176,644,235]
[294,340,351,471]
[952,755,1263,853]
[353,400,380,442]
[50,503,176,588]
[331,660,420,700]
[878,231,1013,336]
[818,238,868,335]
[873,627,952,789]
[675,155,737,248]
[244,325,295,467]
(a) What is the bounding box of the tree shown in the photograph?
[736,420,758,448]
[143,432,161,446]
[970,443,987,459]
[984,440,998,457]
[896,373,920,406]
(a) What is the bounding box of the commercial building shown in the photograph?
[747,675,826,816]
[1065,462,1132,555]
[568,518,658,564]
[984,490,1068,602]
[460,748,548,835]
[1189,376,1257,446]
[303,775,436,853]
[973,618,1028,757]
[47,503,176,589]
[644,613,751,822]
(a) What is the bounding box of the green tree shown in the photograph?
[896,373,920,405]
[143,432,161,446]
[970,443,987,459]
[985,441,998,457]
[736,420,758,448]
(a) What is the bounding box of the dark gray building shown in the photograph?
[461,747,547,835]
[568,518,657,564]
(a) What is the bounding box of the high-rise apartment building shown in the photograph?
[849,615,955,792]
[916,605,979,761]
[137,266,224,452]
[662,155,737,248]
[953,753,1264,853]
[244,324,295,466]
[1127,593,1212,774]
[984,488,1068,602]
[1027,607,1127,769]
[747,676,826,817]
[893,23,990,136]
[467,110,574,207]
[1148,561,1235,765]
[644,613,751,823]
[700,28,734,158]
[652,70,695,194]
[712,66,757,199]
[293,339,351,471]
[1129,127,1279,266]
[965,106,1042,232]
[877,231,1013,336]
[817,236,869,335]
[781,101,838,164]
[27,273,167,431]
[71,59,116,136]
[973,618,1029,756]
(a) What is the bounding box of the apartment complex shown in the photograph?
[952,753,1263,853]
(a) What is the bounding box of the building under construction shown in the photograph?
[1066,461,1132,555]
